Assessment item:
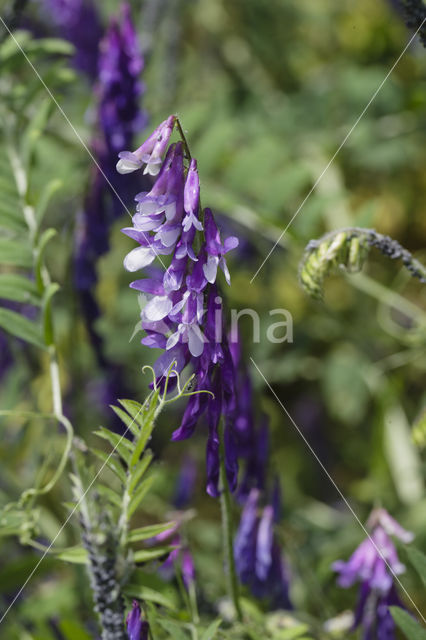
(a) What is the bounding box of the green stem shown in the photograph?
[219,422,242,622]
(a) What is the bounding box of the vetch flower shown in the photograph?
[234,488,292,610]
[126,600,149,640]
[117,115,176,174]
[333,508,414,640]
[118,116,240,495]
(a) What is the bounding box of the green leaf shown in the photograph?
[54,546,88,565]
[406,547,426,587]
[0,273,40,305]
[0,203,26,233]
[118,398,146,430]
[35,228,56,291]
[156,619,190,640]
[128,451,153,493]
[132,545,177,564]
[22,99,55,163]
[94,427,133,464]
[97,483,122,508]
[91,448,127,485]
[128,475,155,518]
[130,391,160,468]
[0,308,44,349]
[58,619,92,640]
[123,584,176,610]
[128,522,176,543]
[110,404,140,438]
[201,619,222,640]
[0,238,32,268]
[35,179,62,225]
[390,607,426,640]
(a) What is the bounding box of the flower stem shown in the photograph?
[219,423,242,622]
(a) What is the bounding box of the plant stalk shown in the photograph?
[219,422,242,622]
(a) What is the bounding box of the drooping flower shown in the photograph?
[118,116,240,496]
[234,488,292,610]
[333,508,414,640]
[126,600,149,640]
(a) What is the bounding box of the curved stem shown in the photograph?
[219,422,242,622]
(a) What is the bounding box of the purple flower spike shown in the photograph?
[117,115,176,174]
[126,600,149,640]
[333,508,414,640]
[119,116,239,495]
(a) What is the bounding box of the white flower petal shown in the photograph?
[123,246,156,272]
[188,325,205,357]
[144,295,173,322]
[203,255,219,283]
[116,158,141,174]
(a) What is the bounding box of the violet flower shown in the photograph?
[119,116,240,496]
[40,0,104,80]
[234,488,292,610]
[333,508,414,639]
[74,3,145,378]
[126,600,149,640]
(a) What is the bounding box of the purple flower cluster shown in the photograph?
[40,0,104,80]
[119,116,240,497]
[234,488,292,610]
[75,3,146,295]
[333,508,413,640]
[126,600,149,640]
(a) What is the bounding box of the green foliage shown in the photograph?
[299,227,426,300]
[390,607,426,640]
[406,547,426,587]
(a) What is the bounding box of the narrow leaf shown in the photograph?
[54,546,88,565]
[390,607,426,640]
[0,238,32,268]
[0,308,44,349]
[94,427,133,463]
[128,522,176,543]
[91,448,127,484]
[35,179,62,225]
[133,545,177,564]
[128,451,153,494]
[128,475,155,518]
[110,404,139,437]
[97,483,122,508]
[0,273,40,305]
[201,619,222,640]
[123,584,176,610]
[406,547,426,587]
